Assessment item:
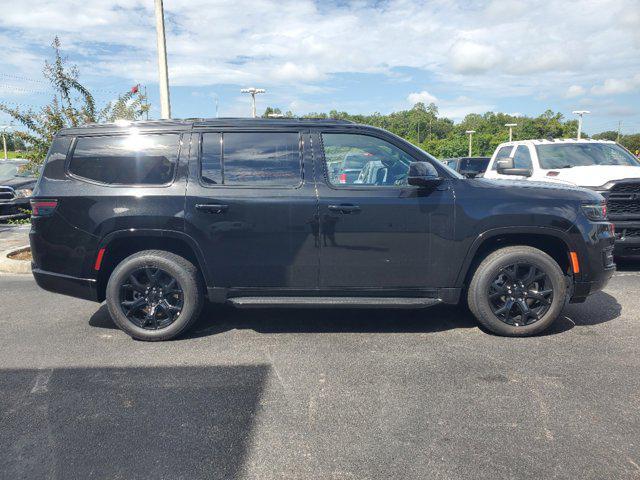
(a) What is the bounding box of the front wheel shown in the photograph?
[467,246,567,336]
[106,250,204,341]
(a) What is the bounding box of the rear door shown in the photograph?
[313,129,455,290]
[185,128,319,289]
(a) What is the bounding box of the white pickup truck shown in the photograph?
[484,139,640,258]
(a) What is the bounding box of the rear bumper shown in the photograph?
[32,267,99,302]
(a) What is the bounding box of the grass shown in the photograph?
[2,151,28,159]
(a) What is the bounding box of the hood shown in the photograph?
[538,165,640,188]
[473,177,603,203]
[477,177,588,192]
[0,176,37,189]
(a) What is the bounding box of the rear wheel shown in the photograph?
[467,246,567,336]
[106,250,203,341]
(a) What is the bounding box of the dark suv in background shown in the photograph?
[30,119,615,340]
[0,159,37,222]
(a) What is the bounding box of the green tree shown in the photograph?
[0,37,149,169]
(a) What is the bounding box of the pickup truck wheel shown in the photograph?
[467,246,566,336]
[106,250,203,341]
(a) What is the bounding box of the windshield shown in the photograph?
[459,158,489,172]
[536,143,640,169]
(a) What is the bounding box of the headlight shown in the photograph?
[581,203,607,221]
[13,188,33,198]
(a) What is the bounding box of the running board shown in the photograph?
[227,296,442,309]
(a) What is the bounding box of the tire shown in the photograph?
[106,250,204,341]
[467,246,567,337]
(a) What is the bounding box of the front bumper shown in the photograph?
[32,267,99,302]
[0,198,31,222]
[612,221,640,258]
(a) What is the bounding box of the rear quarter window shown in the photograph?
[68,133,180,185]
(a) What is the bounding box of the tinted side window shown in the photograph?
[202,132,301,187]
[492,145,513,170]
[201,133,222,184]
[513,145,533,170]
[69,133,179,185]
[223,132,301,186]
[322,133,414,186]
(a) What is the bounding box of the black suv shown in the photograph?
[29,119,615,340]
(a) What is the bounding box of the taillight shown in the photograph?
[30,199,58,217]
[339,173,347,184]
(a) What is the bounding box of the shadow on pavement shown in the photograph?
[0,365,268,479]
[545,291,622,335]
[88,289,622,339]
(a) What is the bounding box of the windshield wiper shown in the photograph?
[554,164,574,169]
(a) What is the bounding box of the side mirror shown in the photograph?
[496,157,532,176]
[408,161,442,187]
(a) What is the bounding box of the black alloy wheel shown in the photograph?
[487,262,553,327]
[120,266,184,330]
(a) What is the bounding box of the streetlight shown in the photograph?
[154,0,171,119]
[505,123,517,142]
[241,87,265,118]
[465,130,476,157]
[572,110,590,140]
[0,124,12,161]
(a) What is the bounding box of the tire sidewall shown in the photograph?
[106,252,201,341]
[470,249,566,336]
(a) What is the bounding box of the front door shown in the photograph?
[313,130,455,291]
[185,129,319,289]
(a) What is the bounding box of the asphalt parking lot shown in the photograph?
[1,266,640,479]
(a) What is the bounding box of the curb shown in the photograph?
[0,245,32,274]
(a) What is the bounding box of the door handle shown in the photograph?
[195,204,229,214]
[328,204,361,214]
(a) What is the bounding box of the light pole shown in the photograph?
[505,123,517,142]
[572,110,590,140]
[154,0,171,119]
[241,88,265,118]
[0,125,12,161]
[465,130,475,157]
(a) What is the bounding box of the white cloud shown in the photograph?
[407,90,438,105]
[438,97,496,120]
[0,0,638,119]
[591,75,640,95]
[449,41,503,74]
[566,85,586,98]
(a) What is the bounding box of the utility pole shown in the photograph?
[240,88,265,118]
[572,110,590,140]
[465,130,475,157]
[0,125,11,160]
[617,121,622,143]
[505,123,517,142]
[154,0,171,119]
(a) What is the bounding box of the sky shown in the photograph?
[0,0,639,135]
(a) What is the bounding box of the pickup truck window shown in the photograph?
[201,132,301,187]
[68,133,179,185]
[513,145,533,170]
[322,133,413,186]
[536,143,640,169]
[491,145,513,170]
